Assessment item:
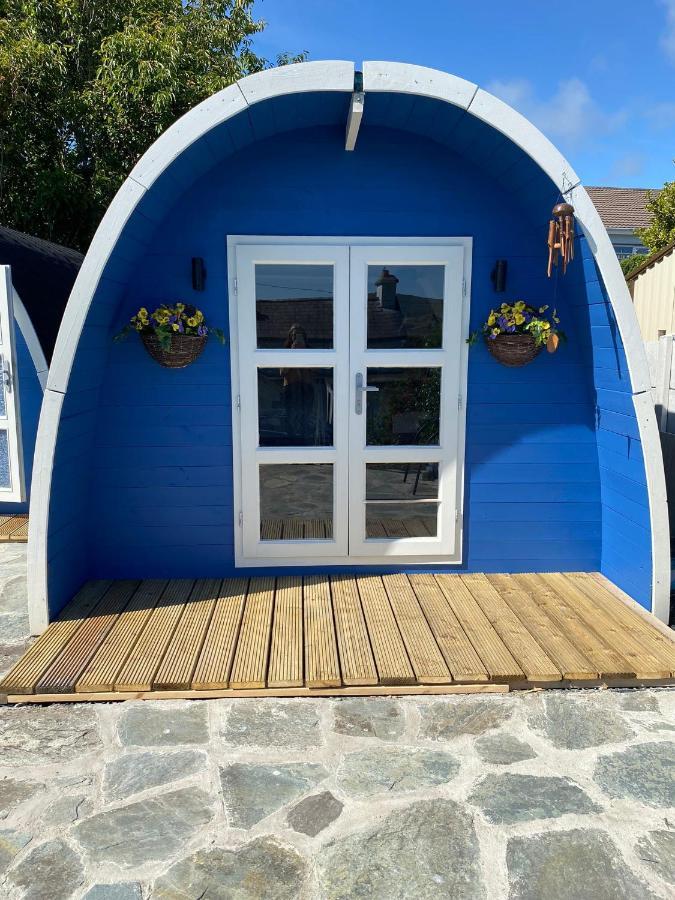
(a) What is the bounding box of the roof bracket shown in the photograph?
[345,90,365,152]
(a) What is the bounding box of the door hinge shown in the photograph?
[238,511,243,527]
[455,509,462,526]
[462,276,467,297]
[458,394,462,410]
[233,277,238,296]
[235,394,241,412]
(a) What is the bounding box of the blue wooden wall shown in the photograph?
[0,325,41,515]
[43,93,653,617]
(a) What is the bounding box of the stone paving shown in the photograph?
[0,545,674,899]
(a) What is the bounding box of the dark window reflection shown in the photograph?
[366,368,440,446]
[366,462,438,500]
[258,368,333,446]
[367,265,444,349]
[260,464,333,540]
[256,264,333,349]
[366,502,438,538]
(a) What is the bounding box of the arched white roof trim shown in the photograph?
[28,60,669,631]
[12,287,48,390]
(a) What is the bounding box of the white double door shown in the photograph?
[230,237,470,566]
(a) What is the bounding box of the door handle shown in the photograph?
[355,372,379,414]
[0,356,11,393]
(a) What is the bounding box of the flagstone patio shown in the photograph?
[0,545,673,899]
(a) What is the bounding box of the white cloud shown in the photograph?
[660,0,675,63]
[485,77,626,150]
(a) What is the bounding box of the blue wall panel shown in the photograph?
[45,99,654,613]
[0,325,41,515]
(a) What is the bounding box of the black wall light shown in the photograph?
[191,257,206,291]
[491,259,507,293]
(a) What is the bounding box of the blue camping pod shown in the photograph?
[26,61,669,634]
[0,227,82,522]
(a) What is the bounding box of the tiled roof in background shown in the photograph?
[0,225,82,362]
[586,186,658,230]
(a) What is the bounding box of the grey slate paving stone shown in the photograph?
[286,791,343,836]
[7,837,85,900]
[0,612,30,644]
[74,788,214,869]
[0,575,28,616]
[331,697,405,741]
[117,702,209,747]
[83,884,143,900]
[528,692,635,749]
[619,690,661,712]
[318,798,485,899]
[635,830,675,885]
[0,704,101,766]
[469,773,599,824]
[221,701,322,749]
[151,837,306,900]
[103,749,205,801]
[0,777,43,819]
[594,742,675,807]
[220,762,328,829]
[337,746,459,798]
[474,733,537,765]
[420,698,513,740]
[41,793,92,827]
[507,828,658,900]
[0,827,31,873]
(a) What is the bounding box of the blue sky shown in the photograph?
[253,0,675,188]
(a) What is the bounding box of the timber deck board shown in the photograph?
[2,572,674,702]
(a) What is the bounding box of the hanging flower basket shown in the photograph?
[484,333,542,367]
[141,331,208,368]
[114,302,224,368]
[469,301,565,368]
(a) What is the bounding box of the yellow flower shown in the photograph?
[514,313,525,325]
[186,316,198,327]
[138,307,148,319]
[501,303,509,311]
[172,323,180,332]
[514,300,525,311]
[539,305,549,313]
[491,327,500,336]
[487,314,496,326]
[542,321,550,329]
[176,303,185,312]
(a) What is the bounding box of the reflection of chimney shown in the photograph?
[375,268,399,310]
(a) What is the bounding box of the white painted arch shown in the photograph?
[28,60,670,631]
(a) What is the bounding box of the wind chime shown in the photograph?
[547,201,575,277]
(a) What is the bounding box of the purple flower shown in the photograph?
[177,320,185,333]
[198,325,207,336]
[168,315,178,324]
[498,315,507,328]
[507,324,516,333]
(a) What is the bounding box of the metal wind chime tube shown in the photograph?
[547,201,575,276]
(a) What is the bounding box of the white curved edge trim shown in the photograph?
[12,288,48,390]
[27,388,63,634]
[32,59,669,622]
[363,61,477,108]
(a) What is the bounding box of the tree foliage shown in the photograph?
[620,253,649,277]
[0,1,305,250]
[638,180,675,254]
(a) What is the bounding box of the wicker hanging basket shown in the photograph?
[484,333,542,367]
[141,332,208,368]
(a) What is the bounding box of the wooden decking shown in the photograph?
[2,572,674,703]
[0,514,28,542]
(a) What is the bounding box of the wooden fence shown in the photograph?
[645,335,675,551]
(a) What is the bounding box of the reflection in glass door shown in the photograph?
[231,239,469,563]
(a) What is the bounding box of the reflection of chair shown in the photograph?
[402,419,439,495]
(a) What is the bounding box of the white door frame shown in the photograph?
[0,266,25,503]
[227,235,472,568]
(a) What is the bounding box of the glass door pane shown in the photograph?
[348,244,467,558]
